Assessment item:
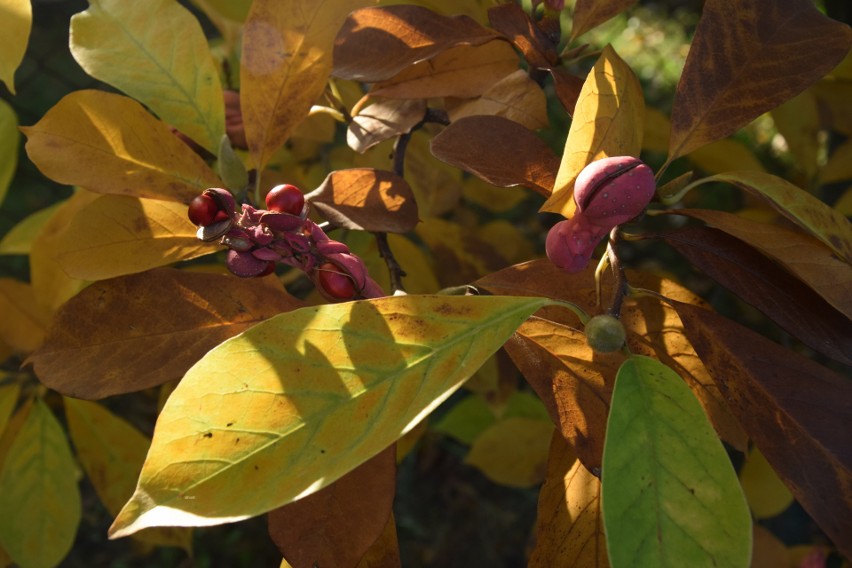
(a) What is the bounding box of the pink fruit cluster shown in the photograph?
[546,156,656,273]
[187,186,384,301]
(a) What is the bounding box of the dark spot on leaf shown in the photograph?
[254,465,259,470]
[226,422,234,427]
[203,432,213,438]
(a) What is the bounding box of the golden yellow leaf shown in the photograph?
[64,398,192,551]
[0,398,81,568]
[0,202,62,256]
[0,279,48,354]
[541,45,644,217]
[465,416,553,487]
[0,0,31,94]
[48,194,214,281]
[690,138,766,175]
[241,0,375,170]
[740,447,794,520]
[70,0,225,152]
[22,90,221,203]
[446,69,548,130]
[0,99,18,207]
[108,294,552,537]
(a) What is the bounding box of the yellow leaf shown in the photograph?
[49,194,215,281]
[64,398,193,551]
[740,447,794,520]
[835,186,852,217]
[22,90,221,203]
[344,232,441,295]
[462,176,528,214]
[70,0,225,152]
[690,138,766,175]
[446,68,548,130]
[0,202,63,256]
[771,90,821,179]
[0,398,81,568]
[192,0,251,22]
[476,220,535,265]
[416,217,508,286]
[0,0,31,94]
[0,99,18,207]
[540,45,644,217]
[0,384,20,438]
[465,416,553,487]
[241,0,375,170]
[108,294,552,537]
[0,279,48,354]
[406,129,464,217]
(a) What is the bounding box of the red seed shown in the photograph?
[317,262,356,299]
[265,184,305,215]
[188,194,220,226]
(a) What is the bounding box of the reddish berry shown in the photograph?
[188,194,220,226]
[265,184,305,215]
[317,262,356,299]
[257,261,276,277]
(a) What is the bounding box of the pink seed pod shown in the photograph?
[226,250,274,277]
[203,187,237,217]
[573,156,656,226]
[546,216,609,273]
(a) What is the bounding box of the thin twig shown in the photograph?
[605,228,628,317]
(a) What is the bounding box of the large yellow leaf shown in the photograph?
[0,99,17,207]
[0,0,30,94]
[22,90,221,203]
[70,0,225,152]
[48,194,214,281]
[0,202,62,256]
[241,0,375,170]
[64,398,192,551]
[0,398,81,568]
[540,45,644,217]
[108,294,552,537]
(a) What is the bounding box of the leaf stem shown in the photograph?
[605,228,627,317]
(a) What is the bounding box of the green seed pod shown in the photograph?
[585,314,627,353]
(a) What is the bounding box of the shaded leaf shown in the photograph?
[268,445,396,568]
[602,356,751,568]
[29,269,302,399]
[464,416,553,487]
[0,384,20,438]
[689,139,766,174]
[771,90,820,179]
[22,90,221,203]
[47,194,213,281]
[550,68,585,116]
[70,0,225,152]
[356,512,401,568]
[64,398,192,551]
[0,398,81,568]
[241,0,372,169]
[416,217,509,287]
[751,525,789,568]
[0,278,48,354]
[487,3,559,69]
[348,99,426,154]
[662,209,852,318]
[668,0,852,161]
[528,432,608,568]
[570,0,637,42]
[821,139,852,185]
[740,447,794,520]
[404,129,465,217]
[430,115,558,196]
[433,393,497,445]
[445,68,549,130]
[462,176,528,214]
[109,295,552,537]
[660,225,852,365]
[0,202,62,255]
[673,301,852,560]
[332,5,498,82]
[307,168,419,233]
[0,99,17,206]
[0,0,30,94]
[541,45,644,217]
[344,231,441,295]
[370,41,519,99]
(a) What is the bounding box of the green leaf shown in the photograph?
[602,356,751,568]
[0,384,20,437]
[0,99,18,207]
[0,398,81,568]
[433,394,497,445]
[109,294,552,538]
[0,0,31,94]
[0,202,63,256]
[70,0,225,152]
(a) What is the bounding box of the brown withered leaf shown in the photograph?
[332,5,498,82]
[430,115,558,196]
[668,0,852,162]
[660,225,852,365]
[528,432,609,568]
[356,512,401,568]
[268,445,396,568]
[487,3,559,69]
[370,41,519,100]
[673,301,852,560]
[550,68,584,116]
[347,99,426,154]
[308,168,419,233]
[662,209,852,319]
[28,269,302,399]
[570,0,638,42]
[476,260,747,470]
[445,69,549,131]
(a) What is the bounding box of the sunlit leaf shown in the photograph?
[348,99,426,154]
[332,5,498,82]
[445,69,549,130]
[602,356,751,568]
[0,279,48,354]
[70,0,225,152]
[0,202,62,256]
[570,0,637,42]
[739,447,794,520]
[64,398,192,551]
[109,294,552,537]
[0,398,81,568]
[307,168,419,233]
[540,45,644,217]
[241,0,374,170]
[0,0,31,94]
[22,90,221,203]
[488,3,559,69]
[667,0,852,162]
[268,446,395,568]
[673,301,852,560]
[29,269,302,399]
[528,432,608,568]
[430,115,559,197]
[0,99,18,206]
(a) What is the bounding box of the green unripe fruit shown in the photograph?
[585,314,627,353]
